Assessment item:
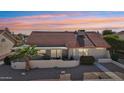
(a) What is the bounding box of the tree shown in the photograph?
[104,35,124,61]
[104,35,124,52]
[13,45,38,70]
[102,30,114,35]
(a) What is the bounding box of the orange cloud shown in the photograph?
[1,14,124,34]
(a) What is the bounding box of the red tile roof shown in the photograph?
[27,31,110,48]
[87,32,110,48]
[27,31,77,48]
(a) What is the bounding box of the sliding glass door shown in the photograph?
[51,49,62,58]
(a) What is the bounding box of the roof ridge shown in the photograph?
[32,31,75,33]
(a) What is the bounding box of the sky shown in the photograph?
[0,11,124,34]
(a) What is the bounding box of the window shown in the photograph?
[38,50,46,55]
[56,50,62,58]
[51,49,62,58]
[51,50,56,58]
[78,49,88,56]
[79,49,84,56]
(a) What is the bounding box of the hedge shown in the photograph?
[80,56,95,65]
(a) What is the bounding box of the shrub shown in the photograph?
[62,56,68,60]
[80,56,95,65]
[69,56,74,60]
[111,53,119,61]
[42,54,50,60]
[31,55,42,60]
[4,56,11,65]
[102,30,115,35]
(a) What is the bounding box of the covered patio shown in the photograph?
[36,46,68,60]
[12,45,69,60]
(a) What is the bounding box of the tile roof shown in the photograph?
[27,31,110,48]
[0,30,5,34]
[27,31,77,48]
[0,29,17,44]
[118,31,124,35]
[86,32,110,48]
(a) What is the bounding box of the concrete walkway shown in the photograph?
[101,63,124,80]
[95,63,123,80]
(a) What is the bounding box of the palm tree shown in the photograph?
[13,45,38,70]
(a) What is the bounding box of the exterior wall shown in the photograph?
[68,48,110,59]
[88,48,109,59]
[68,48,78,59]
[11,60,79,69]
[118,34,124,40]
[0,34,14,56]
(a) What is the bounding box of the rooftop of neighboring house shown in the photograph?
[27,30,110,48]
[0,28,17,44]
[118,31,124,35]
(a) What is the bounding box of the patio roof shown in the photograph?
[12,45,67,50]
[36,47,67,50]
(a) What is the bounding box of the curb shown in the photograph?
[112,61,124,69]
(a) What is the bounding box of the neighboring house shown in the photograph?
[14,33,29,46]
[0,29,17,59]
[27,30,111,60]
[118,31,124,40]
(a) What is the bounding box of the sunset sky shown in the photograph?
[0,11,124,34]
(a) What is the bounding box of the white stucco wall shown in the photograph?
[0,34,14,56]
[68,48,110,59]
[88,48,109,59]
[11,60,79,69]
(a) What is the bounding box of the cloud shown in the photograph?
[0,13,124,34]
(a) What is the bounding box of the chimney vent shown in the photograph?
[77,30,85,36]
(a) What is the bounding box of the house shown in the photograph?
[26,30,111,60]
[0,29,17,59]
[118,31,124,40]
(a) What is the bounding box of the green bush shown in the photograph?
[80,56,95,65]
[111,53,119,61]
[4,56,11,65]
[42,54,50,60]
[104,35,124,50]
[102,30,114,35]
[31,55,42,60]
[62,56,68,60]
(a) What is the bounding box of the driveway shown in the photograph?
[0,64,109,81]
[101,63,124,79]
